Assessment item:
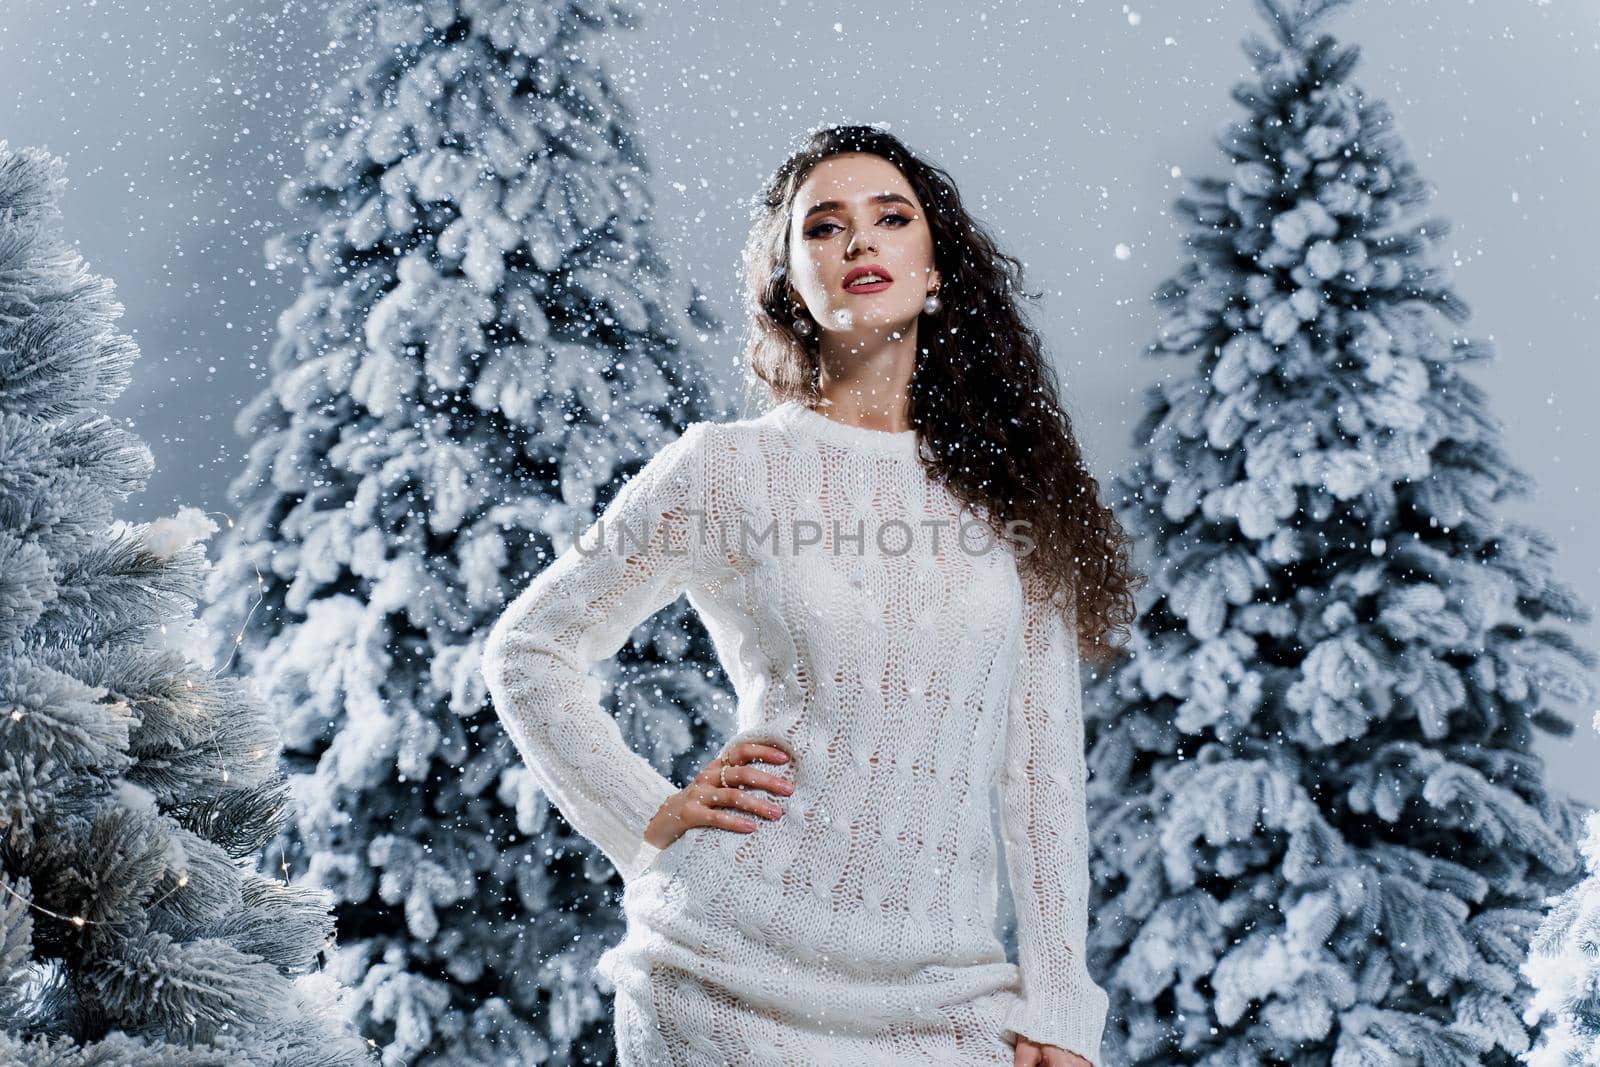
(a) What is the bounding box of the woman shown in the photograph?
[480,124,1140,1067]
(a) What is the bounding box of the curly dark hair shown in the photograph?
[735,124,1143,669]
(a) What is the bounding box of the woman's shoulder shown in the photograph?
[688,404,798,460]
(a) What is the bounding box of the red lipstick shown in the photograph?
[842,265,894,294]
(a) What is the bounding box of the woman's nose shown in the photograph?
[846,230,876,256]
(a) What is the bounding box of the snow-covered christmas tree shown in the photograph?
[1521,709,1600,1067]
[1082,1,1598,1063]
[0,141,371,1066]
[200,1,729,1063]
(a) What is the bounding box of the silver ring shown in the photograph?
[719,765,730,788]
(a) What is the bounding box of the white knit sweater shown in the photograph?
[481,400,1108,1065]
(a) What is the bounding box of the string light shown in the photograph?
[0,870,193,928]
[201,510,268,679]
[0,509,279,928]
[0,880,89,928]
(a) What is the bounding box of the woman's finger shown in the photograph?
[696,803,760,831]
[716,762,795,797]
[728,741,792,766]
[706,785,784,819]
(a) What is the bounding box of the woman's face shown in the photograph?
[786,152,939,341]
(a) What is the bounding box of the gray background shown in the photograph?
[5,1,1595,803]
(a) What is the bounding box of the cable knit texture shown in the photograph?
[481,400,1108,1066]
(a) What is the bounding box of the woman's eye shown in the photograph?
[805,213,911,239]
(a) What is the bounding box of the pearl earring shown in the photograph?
[923,290,942,315]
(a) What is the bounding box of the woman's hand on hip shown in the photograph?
[1014,1038,1093,1067]
[643,742,794,850]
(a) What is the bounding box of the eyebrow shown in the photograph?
[802,192,917,220]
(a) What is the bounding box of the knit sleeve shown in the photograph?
[480,422,709,885]
[997,568,1110,1064]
